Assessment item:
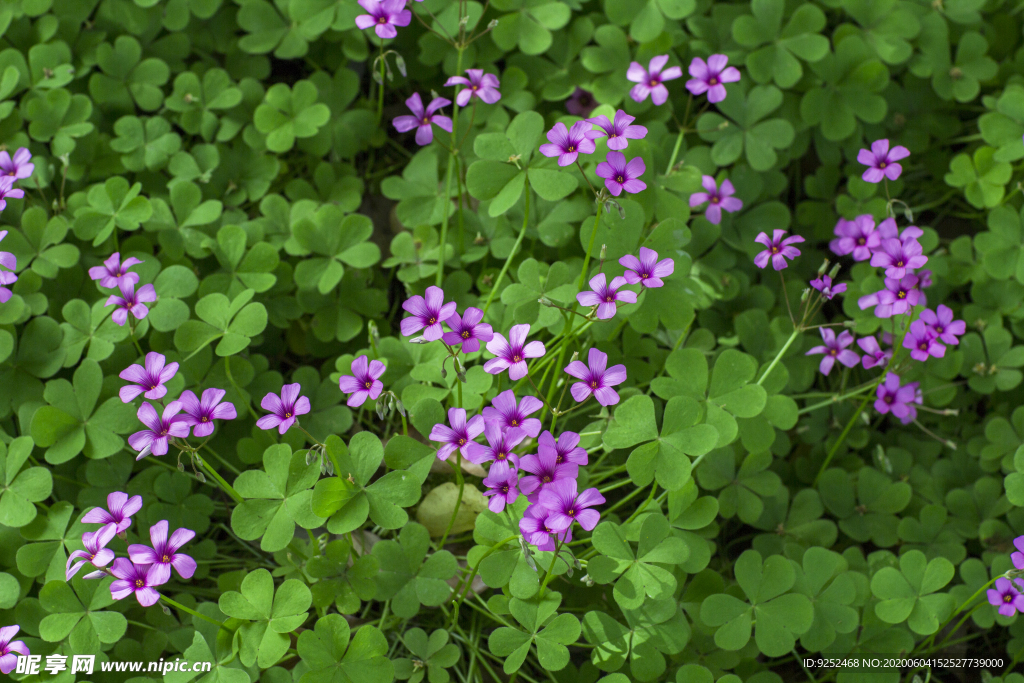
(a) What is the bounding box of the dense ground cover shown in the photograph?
[3,0,1024,682]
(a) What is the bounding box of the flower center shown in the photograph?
[648,79,658,87]
[510,419,519,426]
[496,451,508,461]
[616,175,624,183]
[461,330,470,338]
[896,260,904,267]
[150,384,158,390]
[1006,594,1014,603]
[162,554,170,563]
[884,395,893,404]
[458,438,466,445]
[829,349,837,356]
[422,117,430,125]
[364,381,372,389]
[771,246,779,254]
[935,326,944,333]
[605,295,614,303]
[284,412,293,418]
[472,85,478,90]
[590,380,598,388]
[567,145,575,152]
[542,475,552,483]
[159,429,168,436]
[512,354,522,362]
[135,579,144,588]
[428,317,436,325]
[567,507,576,517]
[501,485,509,493]
[201,416,208,422]
[641,272,649,278]
[378,16,386,23]
[555,454,564,464]
[711,197,719,204]
[857,238,866,245]
[897,291,906,299]
[879,162,887,169]
[920,343,928,351]
[709,77,718,85]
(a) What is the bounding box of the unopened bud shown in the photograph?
[487,18,499,29]
[459,15,469,27]
[599,244,607,261]
[828,262,841,279]
[431,89,440,100]
[570,351,579,362]
[581,574,594,587]
[440,366,447,378]
[409,335,431,344]
[394,54,407,77]
[395,399,406,417]
[818,259,829,275]
[800,288,810,302]
[538,296,554,306]
[843,319,856,328]
[196,472,206,483]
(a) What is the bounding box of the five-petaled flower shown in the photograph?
[466,421,525,478]
[874,373,917,423]
[595,151,647,196]
[109,558,167,607]
[482,470,519,513]
[430,407,486,461]
[130,401,190,459]
[830,216,879,262]
[539,430,588,467]
[0,147,33,180]
[537,478,605,532]
[857,336,892,369]
[441,307,493,353]
[519,504,572,551]
[82,491,143,533]
[0,176,24,211]
[539,121,596,166]
[393,93,453,146]
[66,522,118,581]
[354,0,411,39]
[1012,535,1024,570]
[178,388,237,437]
[858,139,910,183]
[809,274,847,301]
[806,329,860,376]
[0,231,13,304]
[401,285,457,341]
[564,348,628,405]
[858,275,921,318]
[988,577,1024,617]
[128,520,197,585]
[689,176,742,225]
[484,324,546,380]
[585,110,648,150]
[0,625,29,674]
[685,55,741,103]
[627,55,682,105]
[445,69,501,107]
[518,444,579,501]
[620,247,674,289]
[89,252,143,289]
[338,355,387,408]
[870,237,928,279]
[105,280,157,326]
[754,229,805,270]
[119,352,179,402]
[576,273,637,319]
[256,383,310,435]
[483,389,544,438]
[903,319,945,362]
[920,305,965,345]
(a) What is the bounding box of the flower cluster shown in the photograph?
[0,148,32,305]
[69,492,196,608]
[987,536,1024,616]
[89,252,157,327]
[0,231,15,304]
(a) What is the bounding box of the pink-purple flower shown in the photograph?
[806,329,860,376]
[540,430,588,466]
[537,478,605,532]
[110,558,167,607]
[393,93,453,146]
[483,389,543,438]
[1012,535,1024,570]
[576,273,637,319]
[627,55,682,105]
[484,324,546,380]
[354,0,411,39]
[595,151,646,196]
[482,470,519,513]
[857,336,891,369]
[920,305,965,345]
[105,281,157,326]
[128,520,197,585]
[564,347,627,406]
[441,307,493,353]
[754,230,804,270]
[338,355,386,408]
[82,491,143,534]
[178,388,237,437]
[870,237,928,279]
[0,626,29,674]
[620,247,674,289]
[689,176,742,225]
[0,176,24,211]
[585,110,648,151]
[874,373,917,423]
[66,522,118,581]
[466,421,525,478]
[445,69,501,107]
[401,285,457,341]
[429,407,485,462]
[130,401,190,459]
[858,275,921,318]
[539,121,596,166]
[566,88,597,117]
[830,216,879,261]
[988,577,1024,617]
[256,383,310,435]
[518,445,579,501]
[858,139,909,183]
[0,147,33,180]
[89,252,143,289]
[809,275,846,301]
[519,504,572,551]
[903,320,945,362]
[685,55,741,103]
[0,230,15,304]
[119,352,179,402]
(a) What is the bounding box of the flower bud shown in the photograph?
[800,288,810,302]
[488,18,499,29]
[394,54,407,78]
[599,244,607,261]
[843,319,857,328]
[409,335,430,344]
[818,259,829,275]
[570,351,579,362]
[828,262,841,279]
[395,398,406,417]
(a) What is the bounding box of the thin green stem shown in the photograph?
[482,176,530,316]
[197,455,243,504]
[435,47,465,287]
[437,451,465,549]
[160,596,225,629]
[757,328,800,386]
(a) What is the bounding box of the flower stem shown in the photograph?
[435,47,465,287]
[482,175,530,316]
[375,43,385,127]
[437,450,465,550]
[756,327,800,386]
[197,455,243,504]
[160,595,226,629]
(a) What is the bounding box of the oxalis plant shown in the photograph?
[4,1,1024,683]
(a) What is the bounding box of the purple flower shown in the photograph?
[518,446,579,501]
[0,269,14,303]
[129,401,190,459]
[401,286,457,341]
[105,281,157,326]
[754,230,805,270]
[429,407,485,462]
[917,269,933,289]
[338,355,386,408]
[903,320,945,362]
[870,238,928,279]
[594,151,646,196]
[354,0,411,39]
[564,348,628,405]
[445,69,501,107]
[0,147,33,180]
[89,252,143,290]
[519,504,572,551]
[110,558,167,607]
[0,230,15,304]
[482,470,519,513]
[119,352,178,403]
[620,247,674,288]
[576,273,637,320]
[809,275,846,301]
[806,329,860,376]
[566,88,597,117]
[627,55,683,105]
[484,324,546,380]
[858,275,920,318]
[66,522,117,581]
[857,336,892,369]
[178,388,237,437]
[128,520,197,585]
[0,176,24,211]
[830,216,879,261]
[483,389,543,438]
[585,110,648,151]
[256,384,310,435]
[540,430,588,466]
[920,305,965,346]
[858,139,909,183]
[393,93,453,146]
[1011,535,1024,570]
[82,491,143,534]
[466,421,525,478]
[539,121,596,166]
[988,577,1024,617]
[689,176,742,225]
[441,307,493,353]
[0,626,29,675]
[874,373,917,422]
[537,478,605,532]
[685,54,741,103]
